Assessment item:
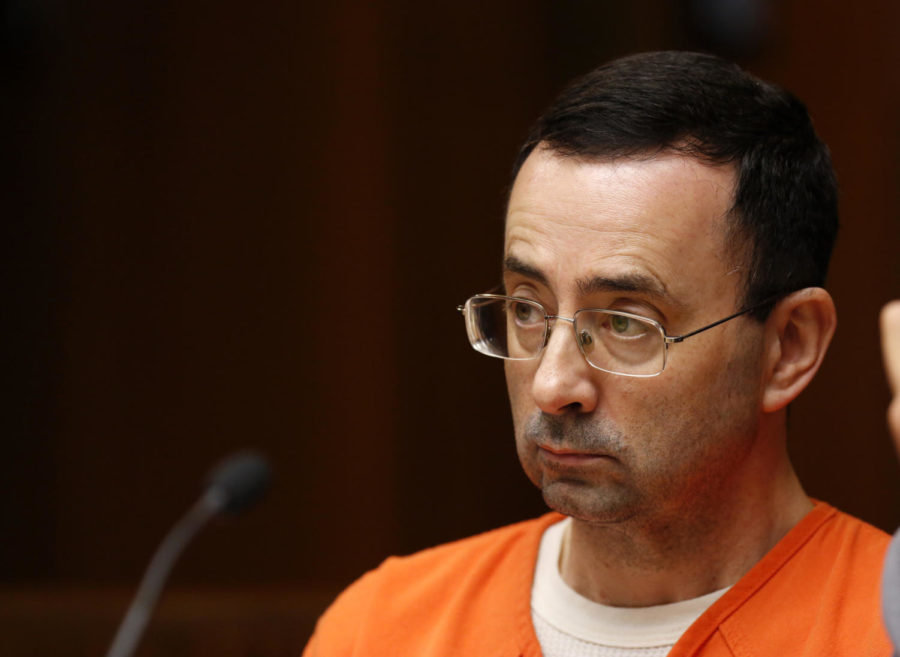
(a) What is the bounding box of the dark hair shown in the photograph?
[512,51,838,318]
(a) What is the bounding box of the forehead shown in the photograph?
[504,148,739,308]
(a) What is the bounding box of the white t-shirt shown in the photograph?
[531,518,728,657]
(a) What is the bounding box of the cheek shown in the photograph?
[504,362,542,479]
[504,361,532,420]
[610,339,763,463]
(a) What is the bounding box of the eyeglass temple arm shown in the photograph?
[664,296,782,344]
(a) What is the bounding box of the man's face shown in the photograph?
[504,147,767,528]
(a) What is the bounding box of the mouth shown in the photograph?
[537,443,613,466]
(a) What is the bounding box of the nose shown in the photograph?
[530,317,600,415]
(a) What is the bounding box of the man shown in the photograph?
[304,51,891,656]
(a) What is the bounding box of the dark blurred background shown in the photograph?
[3,1,899,655]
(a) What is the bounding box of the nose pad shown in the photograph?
[578,329,593,350]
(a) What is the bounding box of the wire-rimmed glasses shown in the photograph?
[457,293,775,377]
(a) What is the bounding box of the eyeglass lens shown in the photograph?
[465,296,666,376]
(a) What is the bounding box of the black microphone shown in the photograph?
[205,450,272,515]
[105,451,271,657]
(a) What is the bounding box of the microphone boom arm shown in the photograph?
[104,489,225,657]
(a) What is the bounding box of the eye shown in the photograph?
[511,300,542,325]
[607,313,649,337]
[610,315,630,333]
[513,302,535,322]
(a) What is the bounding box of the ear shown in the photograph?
[762,288,837,413]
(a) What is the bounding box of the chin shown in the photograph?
[540,478,639,525]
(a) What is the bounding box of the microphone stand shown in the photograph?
[104,488,225,657]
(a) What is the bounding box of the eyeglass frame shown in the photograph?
[457,292,783,378]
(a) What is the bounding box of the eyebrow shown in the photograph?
[503,254,549,286]
[503,254,679,306]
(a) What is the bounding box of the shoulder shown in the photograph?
[303,513,562,656]
[795,502,890,578]
[749,502,890,615]
[378,512,562,582]
[754,504,891,652]
[681,502,892,657]
[823,503,891,546]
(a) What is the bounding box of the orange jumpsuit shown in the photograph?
[304,502,891,656]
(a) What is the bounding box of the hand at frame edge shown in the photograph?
[880,301,900,451]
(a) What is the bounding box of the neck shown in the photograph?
[559,423,811,607]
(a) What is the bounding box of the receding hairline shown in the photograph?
[506,142,745,243]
